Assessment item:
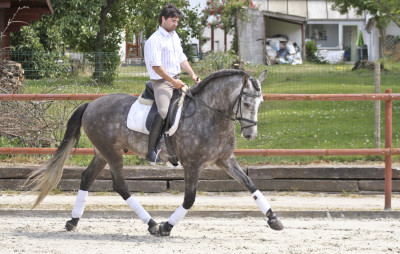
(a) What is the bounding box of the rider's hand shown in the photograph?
[172,79,185,89]
[194,76,201,84]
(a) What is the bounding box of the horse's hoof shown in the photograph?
[159,221,174,236]
[266,209,284,231]
[65,218,79,231]
[148,219,158,236]
[267,217,284,230]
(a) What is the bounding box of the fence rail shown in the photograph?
[0,91,398,209]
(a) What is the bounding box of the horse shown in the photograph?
[27,69,284,236]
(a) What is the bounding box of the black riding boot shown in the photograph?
[146,113,164,163]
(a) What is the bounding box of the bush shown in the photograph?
[196,51,237,75]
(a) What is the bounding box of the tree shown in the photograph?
[329,0,400,28]
[11,0,202,82]
[126,0,202,61]
[329,0,400,57]
[201,0,257,54]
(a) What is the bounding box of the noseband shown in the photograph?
[233,79,261,131]
[185,76,261,130]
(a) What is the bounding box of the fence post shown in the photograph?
[385,89,392,210]
[374,62,381,148]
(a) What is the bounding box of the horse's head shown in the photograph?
[235,70,266,140]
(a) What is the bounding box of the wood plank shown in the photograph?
[0,165,232,180]
[248,166,400,180]
[169,179,359,192]
[0,179,167,192]
[58,180,167,193]
[169,180,244,192]
[0,1,11,8]
[359,180,400,192]
[0,166,31,179]
[252,179,359,192]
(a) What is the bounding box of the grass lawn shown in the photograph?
[3,62,400,165]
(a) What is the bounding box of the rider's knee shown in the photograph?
[158,108,168,120]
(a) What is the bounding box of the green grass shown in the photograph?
[3,62,400,165]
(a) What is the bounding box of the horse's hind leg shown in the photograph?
[66,151,107,231]
[216,154,284,231]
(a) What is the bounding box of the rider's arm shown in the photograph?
[152,66,185,89]
[180,60,200,84]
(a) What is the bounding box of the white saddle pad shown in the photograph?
[127,97,182,136]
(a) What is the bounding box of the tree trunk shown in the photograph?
[94,0,115,81]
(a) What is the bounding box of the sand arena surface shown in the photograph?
[1,191,400,253]
[1,215,400,254]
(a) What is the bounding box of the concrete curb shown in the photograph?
[1,209,400,219]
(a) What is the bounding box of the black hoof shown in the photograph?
[158,221,174,237]
[266,209,284,231]
[65,218,80,231]
[148,219,158,236]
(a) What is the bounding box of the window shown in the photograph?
[306,24,339,48]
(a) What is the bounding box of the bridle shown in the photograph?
[184,77,262,131]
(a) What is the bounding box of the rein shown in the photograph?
[184,78,261,130]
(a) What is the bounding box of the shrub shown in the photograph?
[196,51,237,75]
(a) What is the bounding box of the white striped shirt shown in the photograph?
[144,26,188,80]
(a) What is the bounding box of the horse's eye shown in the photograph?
[244,102,251,108]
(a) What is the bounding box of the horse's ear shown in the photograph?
[242,75,249,88]
[258,70,268,84]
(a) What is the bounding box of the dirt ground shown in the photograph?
[1,191,400,253]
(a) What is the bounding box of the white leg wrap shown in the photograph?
[126,196,151,224]
[71,190,88,218]
[168,205,188,226]
[252,190,271,215]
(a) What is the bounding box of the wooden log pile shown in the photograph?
[0,60,24,94]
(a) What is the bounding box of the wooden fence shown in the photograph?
[0,90,399,210]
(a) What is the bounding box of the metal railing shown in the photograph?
[0,90,398,209]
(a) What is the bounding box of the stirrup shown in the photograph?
[146,149,163,163]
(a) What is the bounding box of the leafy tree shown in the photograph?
[329,0,400,28]
[126,0,202,61]
[201,0,257,54]
[329,0,400,57]
[11,0,202,82]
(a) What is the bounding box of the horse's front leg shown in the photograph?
[216,155,284,231]
[158,163,201,236]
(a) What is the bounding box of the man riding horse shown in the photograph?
[144,4,200,163]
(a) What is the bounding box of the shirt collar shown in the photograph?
[158,26,175,38]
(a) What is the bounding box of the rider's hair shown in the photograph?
[158,4,182,25]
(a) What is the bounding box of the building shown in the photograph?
[238,0,400,64]
[0,0,53,52]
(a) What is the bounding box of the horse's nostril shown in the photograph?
[245,135,252,139]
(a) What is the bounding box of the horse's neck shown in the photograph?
[196,78,242,112]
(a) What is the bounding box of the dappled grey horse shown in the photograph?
[28,69,284,236]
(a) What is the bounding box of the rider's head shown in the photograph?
[158,4,182,32]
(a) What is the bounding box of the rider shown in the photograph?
[144,4,200,163]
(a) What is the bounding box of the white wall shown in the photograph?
[238,9,265,64]
[266,18,302,47]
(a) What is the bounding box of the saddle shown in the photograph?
[142,81,183,133]
[127,81,186,166]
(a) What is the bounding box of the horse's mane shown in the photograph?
[189,69,249,95]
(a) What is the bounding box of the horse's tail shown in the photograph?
[27,103,89,208]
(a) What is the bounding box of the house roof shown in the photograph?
[253,0,364,21]
[1,0,53,32]
[262,11,307,25]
